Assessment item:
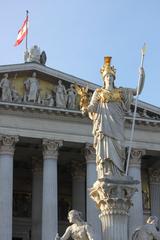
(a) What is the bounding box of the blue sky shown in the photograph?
[0,0,160,107]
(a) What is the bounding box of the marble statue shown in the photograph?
[132,216,160,240]
[67,84,76,109]
[44,92,54,107]
[78,56,145,177]
[24,78,30,102]
[56,80,67,108]
[40,51,47,65]
[0,73,12,101]
[24,72,40,103]
[24,45,47,65]
[11,86,21,102]
[28,45,41,63]
[55,210,95,240]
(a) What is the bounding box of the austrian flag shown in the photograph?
[14,16,28,46]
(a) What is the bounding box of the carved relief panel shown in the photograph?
[0,72,86,110]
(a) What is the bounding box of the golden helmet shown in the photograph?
[100,56,116,79]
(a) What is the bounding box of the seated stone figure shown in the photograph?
[132,216,160,240]
[55,210,95,240]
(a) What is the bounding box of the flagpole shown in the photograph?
[125,44,146,175]
[25,10,29,52]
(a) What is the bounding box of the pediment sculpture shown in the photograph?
[0,72,82,111]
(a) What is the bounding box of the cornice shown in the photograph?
[0,62,98,90]
[0,100,159,128]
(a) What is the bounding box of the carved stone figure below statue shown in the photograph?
[132,216,160,240]
[67,84,76,109]
[56,80,67,108]
[55,210,95,240]
[0,73,12,102]
[24,72,39,103]
[11,86,21,102]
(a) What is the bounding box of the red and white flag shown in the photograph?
[14,16,28,47]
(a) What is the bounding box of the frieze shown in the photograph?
[0,72,86,111]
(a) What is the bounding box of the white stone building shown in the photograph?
[0,52,160,240]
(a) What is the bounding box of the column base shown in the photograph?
[90,176,138,240]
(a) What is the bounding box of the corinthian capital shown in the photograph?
[89,179,136,214]
[149,169,160,183]
[42,139,63,159]
[0,135,19,155]
[129,149,145,167]
[84,143,96,163]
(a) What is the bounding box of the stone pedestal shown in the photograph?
[90,176,138,240]
[149,169,160,228]
[128,149,145,238]
[85,143,101,240]
[42,139,62,240]
[32,158,43,240]
[0,135,18,240]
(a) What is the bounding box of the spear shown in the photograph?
[125,43,147,175]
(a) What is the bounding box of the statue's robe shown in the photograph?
[88,87,133,175]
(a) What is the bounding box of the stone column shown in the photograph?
[72,160,86,218]
[90,177,137,240]
[149,169,160,227]
[85,143,101,240]
[42,139,62,240]
[0,135,18,240]
[128,149,145,238]
[31,157,43,240]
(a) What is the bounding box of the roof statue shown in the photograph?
[24,45,47,65]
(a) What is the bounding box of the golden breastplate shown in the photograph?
[96,88,123,103]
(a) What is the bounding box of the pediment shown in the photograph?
[0,62,97,112]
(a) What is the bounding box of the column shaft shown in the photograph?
[42,139,62,240]
[0,135,18,240]
[128,149,144,239]
[85,144,101,240]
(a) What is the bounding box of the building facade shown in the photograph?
[0,53,160,240]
